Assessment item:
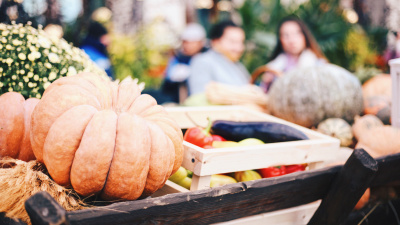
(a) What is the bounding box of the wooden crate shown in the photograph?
[164,106,341,191]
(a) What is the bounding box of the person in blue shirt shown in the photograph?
[80,21,114,79]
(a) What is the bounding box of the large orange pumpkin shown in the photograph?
[0,92,39,161]
[30,73,183,200]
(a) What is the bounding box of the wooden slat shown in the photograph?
[25,191,69,225]
[371,152,400,186]
[67,166,339,225]
[308,149,378,225]
[0,213,27,225]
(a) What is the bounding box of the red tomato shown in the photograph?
[211,135,226,142]
[183,127,213,148]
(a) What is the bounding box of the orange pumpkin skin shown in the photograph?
[0,92,39,161]
[362,74,392,124]
[362,74,391,100]
[31,73,183,200]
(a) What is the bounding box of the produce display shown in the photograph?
[268,64,363,128]
[176,118,309,189]
[0,92,39,161]
[29,72,183,201]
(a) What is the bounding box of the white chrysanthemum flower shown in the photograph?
[27,72,34,78]
[60,68,67,74]
[38,36,51,49]
[11,75,17,80]
[43,82,51,89]
[36,93,41,98]
[12,40,21,46]
[24,77,29,82]
[33,75,39,81]
[18,53,26,60]
[28,53,35,61]
[28,82,34,88]
[20,70,25,74]
[6,58,13,64]
[48,53,60,63]
[0,83,3,87]
[8,87,13,92]
[6,45,12,50]
[67,66,77,76]
[49,72,57,80]
[0,68,2,72]
[34,51,41,59]
[44,62,52,69]
[18,82,23,87]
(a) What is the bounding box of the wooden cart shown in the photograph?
[2,149,398,225]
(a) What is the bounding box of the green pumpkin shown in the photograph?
[268,64,363,128]
[317,118,353,147]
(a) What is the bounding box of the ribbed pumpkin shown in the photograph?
[352,115,384,141]
[0,92,39,161]
[317,118,353,147]
[30,72,183,201]
[268,64,363,128]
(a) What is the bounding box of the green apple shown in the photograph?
[177,177,192,189]
[238,138,264,146]
[168,166,188,183]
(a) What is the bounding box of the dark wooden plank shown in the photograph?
[67,166,340,225]
[0,213,27,225]
[25,191,70,225]
[371,152,400,186]
[308,148,378,225]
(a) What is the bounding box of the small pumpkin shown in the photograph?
[268,64,363,128]
[30,72,183,201]
[317,118,353,147]
[352,115,384,141]
[364,96,391,124]
[362,74,391,99]
[362,74,392,124]
[355,126,400,158]
[0,92,39,161]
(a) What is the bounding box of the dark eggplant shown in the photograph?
[211,120,309,143]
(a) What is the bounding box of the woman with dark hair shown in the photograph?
[188,20,249,95]
[261,16,327,91]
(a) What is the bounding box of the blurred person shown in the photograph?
[261,16,327,92]
[80,21,113,79]
[160,23,207,103]
[188,21,249,95]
